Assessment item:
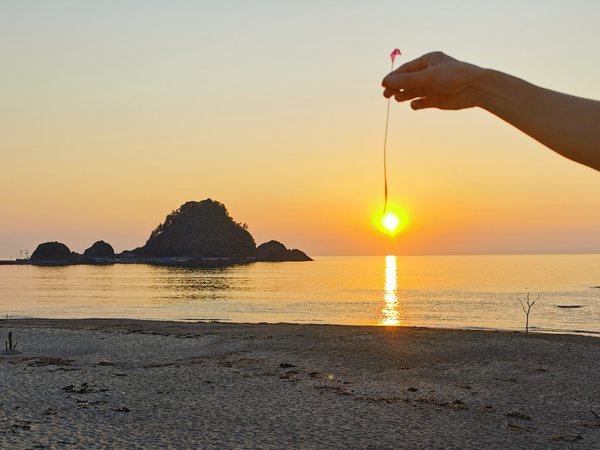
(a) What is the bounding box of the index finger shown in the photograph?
[381,68,433,90]
[394,54,431,74]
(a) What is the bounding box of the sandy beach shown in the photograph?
[1,319,599,449]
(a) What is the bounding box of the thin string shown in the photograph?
[383,59,394,214]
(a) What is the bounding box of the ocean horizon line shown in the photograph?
[2,251,600,261]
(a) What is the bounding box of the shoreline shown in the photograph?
[3,317,599,338]
[2,318,599,448]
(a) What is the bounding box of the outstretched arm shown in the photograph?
[382,52,600,171]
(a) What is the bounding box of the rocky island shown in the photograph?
[22,200,312,267]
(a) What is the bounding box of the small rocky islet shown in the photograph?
[26,199,312,266]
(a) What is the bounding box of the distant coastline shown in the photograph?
[0,255,258,268]
[9,199,312,268]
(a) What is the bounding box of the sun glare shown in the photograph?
[373,204,408,236]
[371,202,409,237]
[382,212,400,233]
[380,255,401,326]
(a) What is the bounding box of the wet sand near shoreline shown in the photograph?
[1,319,599,448]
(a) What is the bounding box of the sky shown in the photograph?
[1,0,600,257]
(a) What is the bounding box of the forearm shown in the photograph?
[471,69,600,171]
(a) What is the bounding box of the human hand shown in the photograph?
[382,52,485,110]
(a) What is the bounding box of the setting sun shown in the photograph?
[373,204,409,237]
[382,212,400,233]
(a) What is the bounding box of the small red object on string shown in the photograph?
[383,49,402,214]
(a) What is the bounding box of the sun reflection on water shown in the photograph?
[380,255,402,326]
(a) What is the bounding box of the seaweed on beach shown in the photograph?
[25,357,73,367]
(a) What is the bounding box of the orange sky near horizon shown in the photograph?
[1,1,600,257]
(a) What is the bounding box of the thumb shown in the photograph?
[411,97,437,110]
[382,69,433,90]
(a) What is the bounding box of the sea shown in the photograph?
[0,255,598,335]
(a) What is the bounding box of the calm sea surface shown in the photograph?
[0,255,598,334]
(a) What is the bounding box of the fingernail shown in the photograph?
[382,74,394,85]
[383,72,399,85]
